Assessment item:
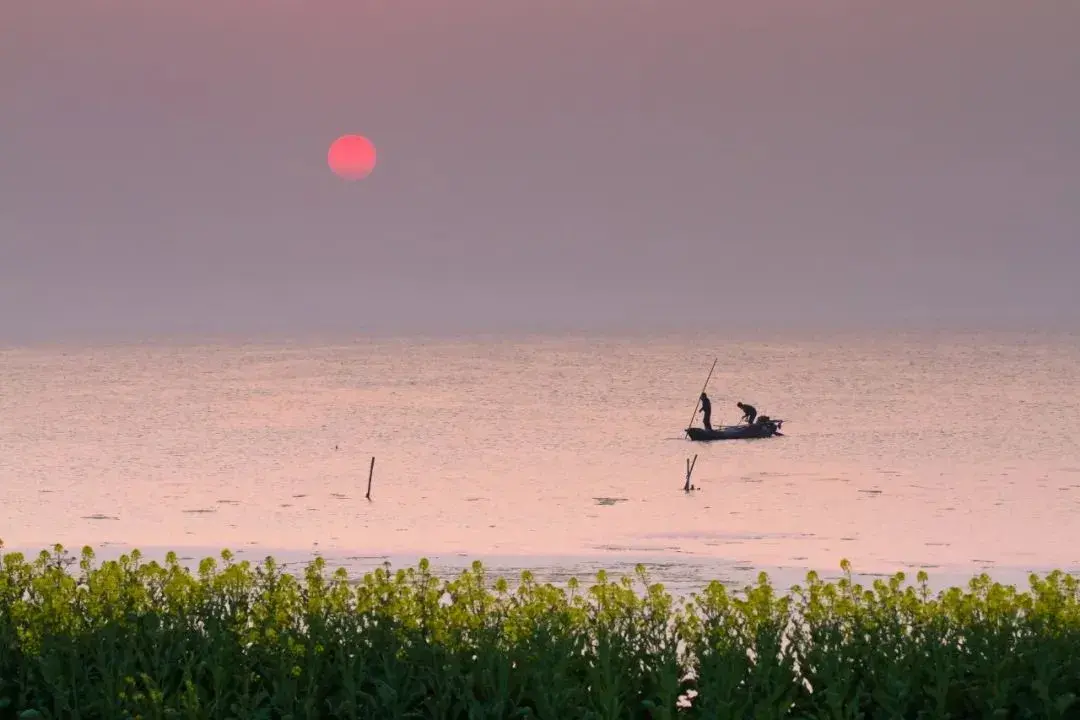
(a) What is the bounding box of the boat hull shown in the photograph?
[685,420,783,442]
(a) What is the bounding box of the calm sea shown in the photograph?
[2,331,1079,596]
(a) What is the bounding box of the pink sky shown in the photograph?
[3,1,1078,340]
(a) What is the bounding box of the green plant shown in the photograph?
[2,540,1079,719]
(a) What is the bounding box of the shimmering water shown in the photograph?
[2,331,1079,595]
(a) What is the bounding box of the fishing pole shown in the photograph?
[685,356,718,435]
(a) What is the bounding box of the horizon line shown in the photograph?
[2,324,1078,351]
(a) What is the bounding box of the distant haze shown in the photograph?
[3,0,1078,343]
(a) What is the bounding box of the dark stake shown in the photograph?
[365,456,375,500]
[684,454,698,492]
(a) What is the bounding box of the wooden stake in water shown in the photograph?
[684,454,698,492]
[365,456,375,500]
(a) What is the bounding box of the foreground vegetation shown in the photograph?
[2,543,1080,719]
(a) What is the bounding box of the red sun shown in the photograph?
[327,134,377,180]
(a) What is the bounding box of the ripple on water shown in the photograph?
[642,530,817,542]
[594,544,671,553]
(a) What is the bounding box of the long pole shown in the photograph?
[685,357,718,433]
[365,456,375,500]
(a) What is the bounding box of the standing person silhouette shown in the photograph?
[699,392,713,431]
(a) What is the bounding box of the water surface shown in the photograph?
[3,331,1078,595]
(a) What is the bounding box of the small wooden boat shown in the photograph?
[685,417,784,442]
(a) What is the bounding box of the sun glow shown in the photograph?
[327,134,377,180]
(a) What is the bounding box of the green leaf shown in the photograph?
[1056,693,1077,715]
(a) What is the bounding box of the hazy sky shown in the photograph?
[3,0,1078,342]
